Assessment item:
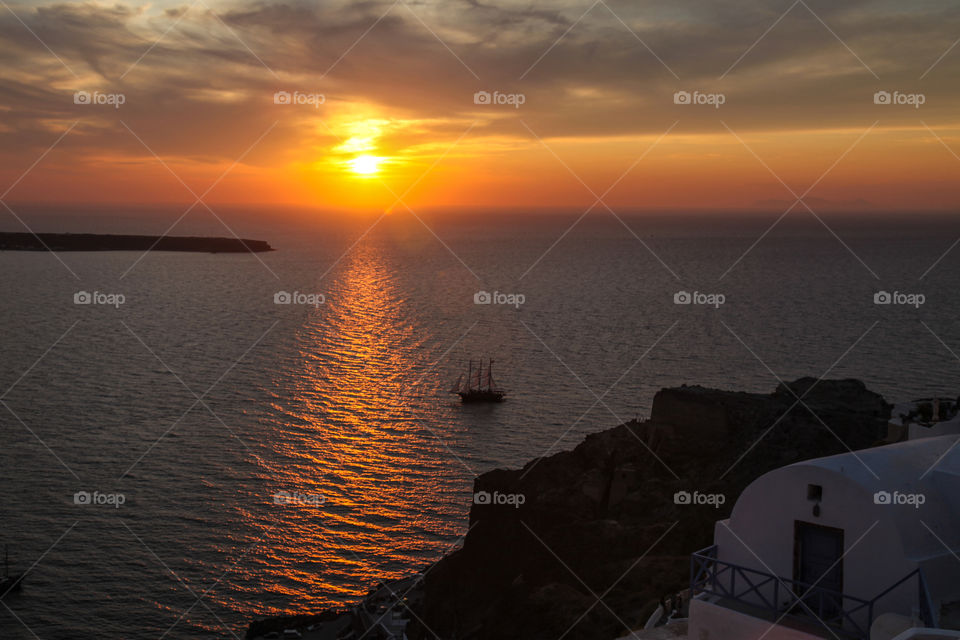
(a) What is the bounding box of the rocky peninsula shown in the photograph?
[247,378,890,640]
[0,232,273,252]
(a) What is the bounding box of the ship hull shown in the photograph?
[0,574,24,596]
[458,391,505,403]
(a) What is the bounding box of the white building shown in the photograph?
[688,435,960,640]
[887,399,960,442]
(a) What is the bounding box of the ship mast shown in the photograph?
[476,359,483,391]
[487,360,493,391]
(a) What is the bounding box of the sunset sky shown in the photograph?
[2,0,960,212]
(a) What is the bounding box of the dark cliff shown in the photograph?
[411,378,890,640]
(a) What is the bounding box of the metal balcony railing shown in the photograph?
[690,545,937,640]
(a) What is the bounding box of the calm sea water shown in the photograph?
[1,209,958,638]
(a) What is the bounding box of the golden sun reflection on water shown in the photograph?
[238,239,467,617]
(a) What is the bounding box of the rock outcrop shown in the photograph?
[410,378,889,640]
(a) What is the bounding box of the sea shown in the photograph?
[1,207,958,638]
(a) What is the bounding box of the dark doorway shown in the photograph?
[793,521,845,620]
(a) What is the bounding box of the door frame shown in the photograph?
[793,520,845,619]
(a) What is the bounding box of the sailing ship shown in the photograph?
[0,546,23,596]
[450,359,505,403]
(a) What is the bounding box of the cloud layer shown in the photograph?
[1,0,959,207]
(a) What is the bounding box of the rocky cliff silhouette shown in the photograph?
[410,378,890,640]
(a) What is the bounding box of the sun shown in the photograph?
[349,155,382,175]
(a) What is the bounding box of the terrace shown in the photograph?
[689,545,938,640]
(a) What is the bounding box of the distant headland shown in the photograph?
[0,232,274,253]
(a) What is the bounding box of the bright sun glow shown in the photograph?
[349,155,382,175]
